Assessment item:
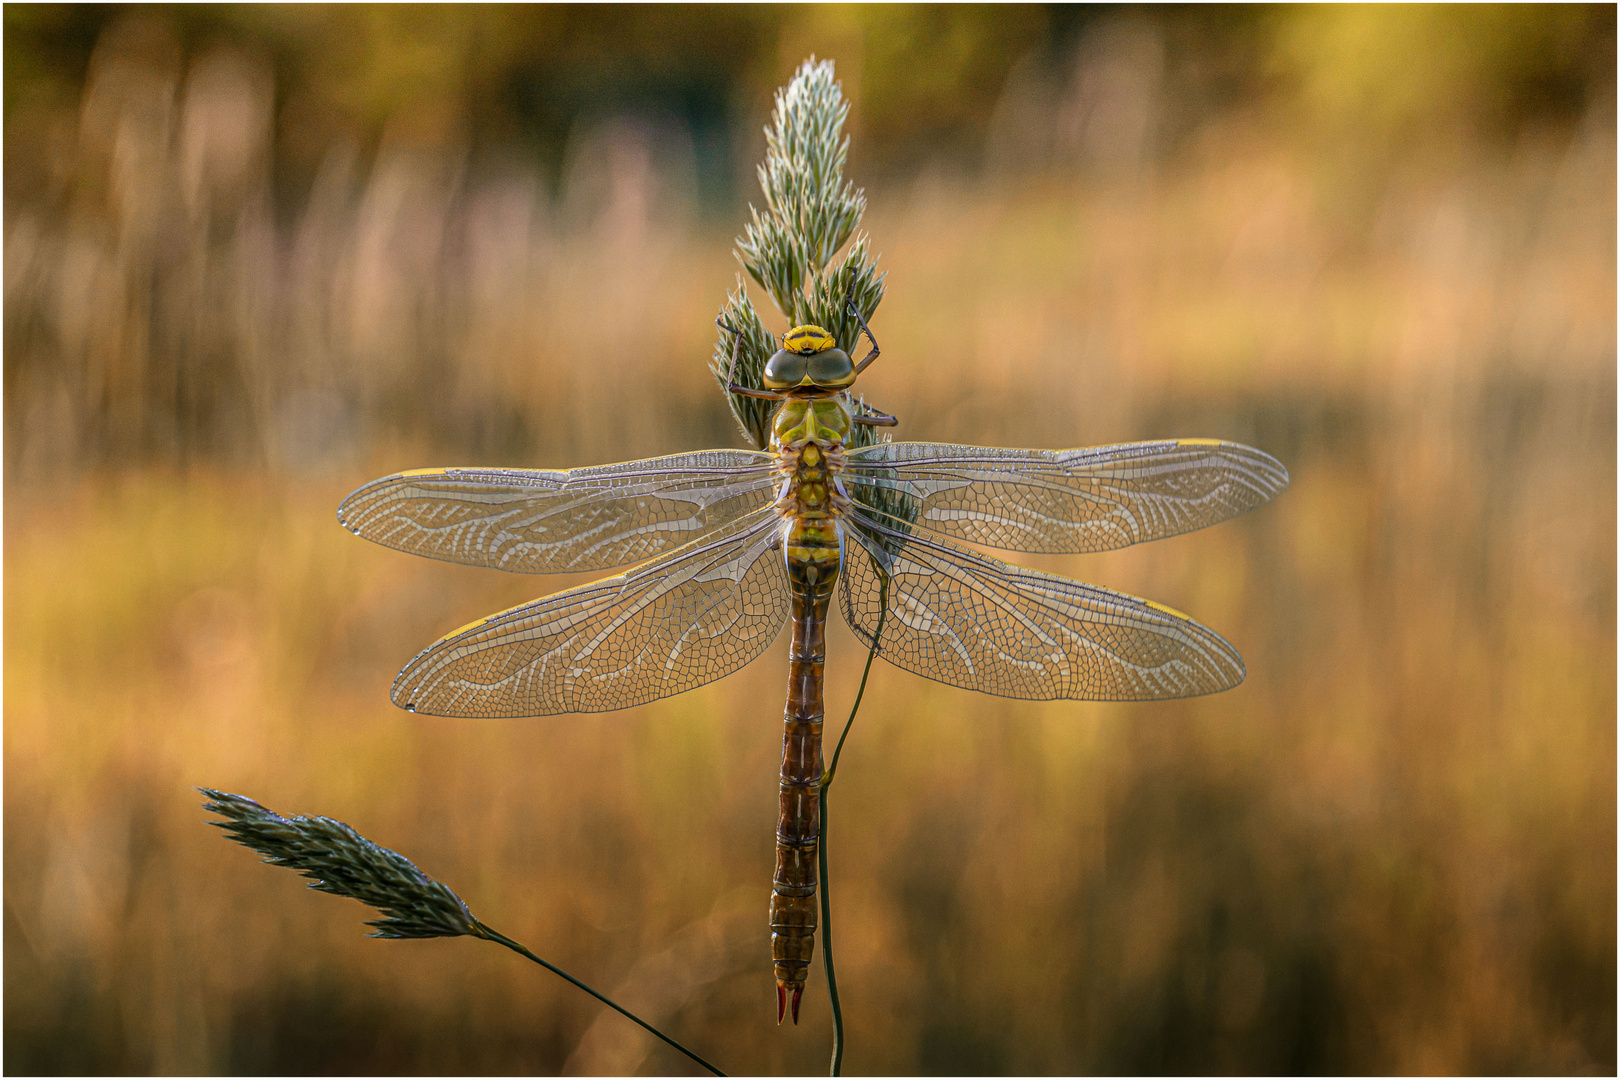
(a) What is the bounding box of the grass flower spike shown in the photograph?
[200,789,726,1076]
[200,788,475,939]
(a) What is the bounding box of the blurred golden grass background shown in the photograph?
[5,5,1615,1074]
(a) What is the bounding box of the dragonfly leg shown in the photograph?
[717,318,785,400]
[717,315,785,398]
[852,409,899,427]
[847,289,881,374]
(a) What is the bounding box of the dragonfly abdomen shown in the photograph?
[769,420,847,1025]
[771,513,839,1025]
[766,397,854,1024]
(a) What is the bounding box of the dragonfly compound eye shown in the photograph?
[806,348,854,388]
[764,349,809,389]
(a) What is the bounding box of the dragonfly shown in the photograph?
[336,301,1289,1024]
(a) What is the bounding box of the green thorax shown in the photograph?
[771,397,851,452]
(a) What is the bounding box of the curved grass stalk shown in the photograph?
[199,789,726,1077]
[818,569,888,1076]
[472,921,726,1076]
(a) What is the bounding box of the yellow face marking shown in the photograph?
[1178,438,1224,447]
[783,324,836,354]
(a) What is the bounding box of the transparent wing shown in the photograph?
[840,511,1245,701]
[393,509,790,717]
[338,450,778,574]
[845,439,1288,554]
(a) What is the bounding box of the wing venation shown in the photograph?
[839,511,1245,701]
[338,450,777,574]
[845,439,1288,554]
[393,509,790,716]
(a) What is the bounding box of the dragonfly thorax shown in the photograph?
[771,396,851,452]
[771,397,852,529]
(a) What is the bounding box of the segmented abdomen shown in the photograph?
[770,507,840,1024]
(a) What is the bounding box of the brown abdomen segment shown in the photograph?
[771,522,839,1024]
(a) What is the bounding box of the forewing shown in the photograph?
[846,440,1288,554]
[393,509,789,716]
[338,450,777,574]
[840,513,1245,701]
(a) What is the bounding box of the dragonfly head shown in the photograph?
[764,324,856,392]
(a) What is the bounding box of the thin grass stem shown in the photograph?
[817,784,844,1076]
[472,921,726,1077]
[200,790,726,1077]
[819,570,889,1076]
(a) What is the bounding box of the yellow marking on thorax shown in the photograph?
[771,400,851,530]
[772,398,852,451]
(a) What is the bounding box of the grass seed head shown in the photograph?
[200,788,476,939]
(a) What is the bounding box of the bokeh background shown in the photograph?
[5,4,1615,1074]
